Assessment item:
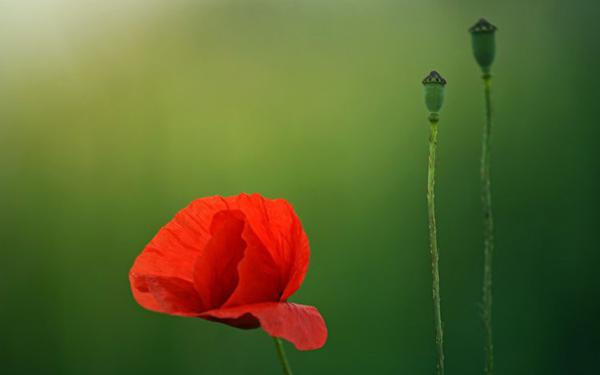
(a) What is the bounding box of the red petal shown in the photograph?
[221,219,282,306]
[192,210,247,309]
[278,212,309,301]
[129,274,204,316]
[129,196,229,314]
[200,302,327,351]
[228,194,310,301]
[130,196,229,280]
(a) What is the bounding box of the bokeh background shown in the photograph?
[1,0,599,374]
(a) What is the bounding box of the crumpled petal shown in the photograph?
[200,302,327,351]
[193,210,247,310]
[222,222,284,307]
[230,194,310,301]
[129,275,204,316]
[130,196,229,282]
[129,196,229,314]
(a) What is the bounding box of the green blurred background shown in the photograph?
[1,0,599,373]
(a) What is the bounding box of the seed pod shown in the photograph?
[469,18,497,74]
[422,71,447,114]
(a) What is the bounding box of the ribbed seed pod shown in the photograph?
[469,18,497,74]
[422,71,447,116]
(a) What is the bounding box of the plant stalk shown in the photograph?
[273,337,293,375]
[427,118,445,375]
[481,73,495,375]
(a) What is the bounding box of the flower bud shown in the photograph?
[422,71,447,115]
[469,18,497,74]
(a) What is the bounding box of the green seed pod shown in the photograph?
[422,70,447,115]
[469,18,497,74]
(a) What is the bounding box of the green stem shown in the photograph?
[481,74,494,375]
[427,117,445,375]
[273,337,293,375]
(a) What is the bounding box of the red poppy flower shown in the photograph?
[129,193,327,350]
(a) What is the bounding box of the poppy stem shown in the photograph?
[481,73,494,375]
[273,337,293,375]
[427,117,445,375]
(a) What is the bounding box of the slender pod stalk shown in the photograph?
[470,18,497,375]
[273,337,293,375]
[422,71,447,375]
[427,118,444,375]
[480,72,494,375]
